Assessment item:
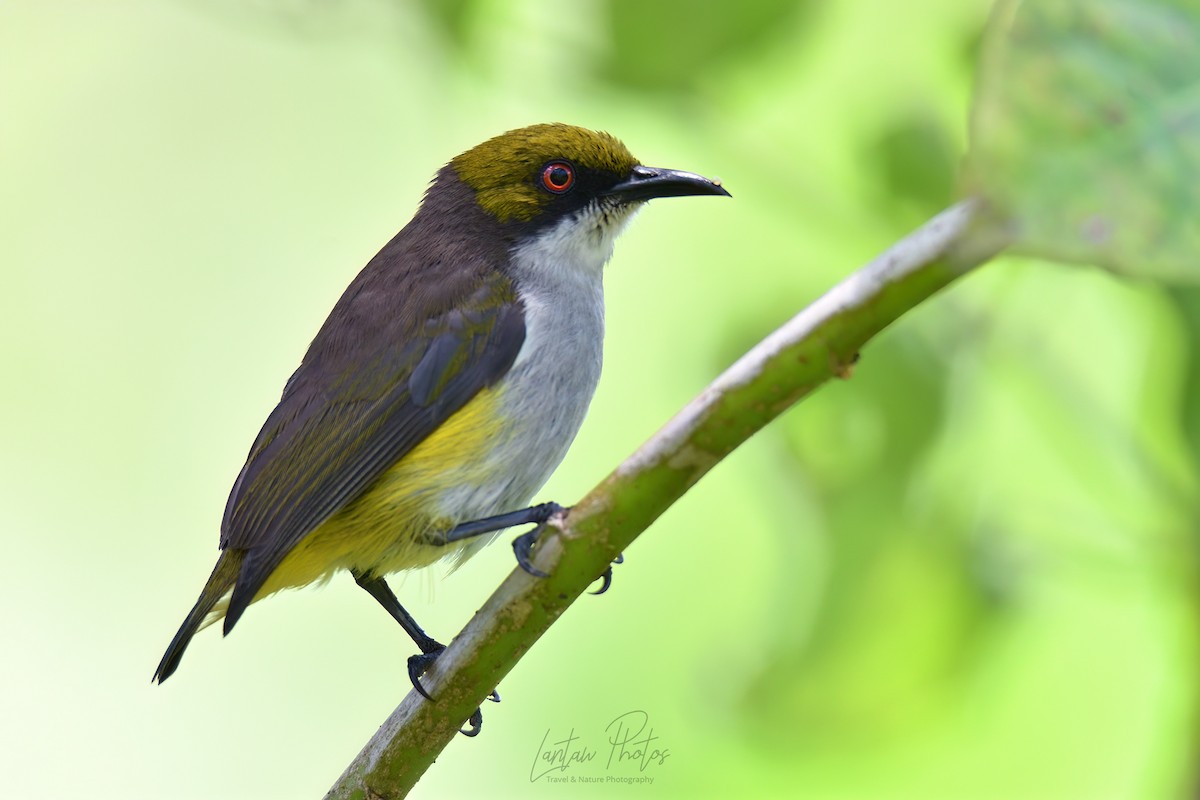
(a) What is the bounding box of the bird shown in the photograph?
[153,123,730,724]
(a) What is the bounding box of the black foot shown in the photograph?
[407,645,502,736]
[590,553,625,595]
[463,706,483,737]
[407,646,445,701]
[461,689,502,737]
[513,528,550,578]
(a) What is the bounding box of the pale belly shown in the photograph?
[254,286,604,598]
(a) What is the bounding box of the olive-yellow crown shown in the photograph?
[450,123,639,224]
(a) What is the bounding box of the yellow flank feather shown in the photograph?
[251,385,507,602]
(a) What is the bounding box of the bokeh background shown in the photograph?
[3,1,1198,798]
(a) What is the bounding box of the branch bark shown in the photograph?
[325,199,1009,799]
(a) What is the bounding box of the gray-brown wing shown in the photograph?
[219,273,525,632]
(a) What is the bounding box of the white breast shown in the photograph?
[434,203,639,553]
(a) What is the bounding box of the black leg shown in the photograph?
[352,570,441,655]
[422,502,566,579]
[430,502,566,546]
[352,570,498,736]
[427,503,626,592]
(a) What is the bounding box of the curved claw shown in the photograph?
[407,648,445,701]
[589,552,626,595]
[512,530,549,578]
[590,566,614,595]
[461,706,484,737]
[410,647,501,737]
[460,687,502,735]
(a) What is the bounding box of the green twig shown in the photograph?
[325,199,1009,799]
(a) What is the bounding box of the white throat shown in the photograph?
[437,201,642,563]
[506,200,641,374]
[508,201,641,291]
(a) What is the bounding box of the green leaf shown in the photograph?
[965,0,1200,280]
[601,0,818,91]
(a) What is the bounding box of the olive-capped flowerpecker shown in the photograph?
[154,123,730,721]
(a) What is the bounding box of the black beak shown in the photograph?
[604,165,731,203]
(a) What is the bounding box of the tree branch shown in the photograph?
[325,199,1009,799]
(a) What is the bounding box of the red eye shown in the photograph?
[541,161,574,194]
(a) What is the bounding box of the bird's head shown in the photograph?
[447,123,730,234]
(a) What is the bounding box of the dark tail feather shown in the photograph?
[153,550,244,683]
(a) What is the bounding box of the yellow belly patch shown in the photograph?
[252,385,506,601]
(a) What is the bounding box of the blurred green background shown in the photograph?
[3,1,1198,798]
